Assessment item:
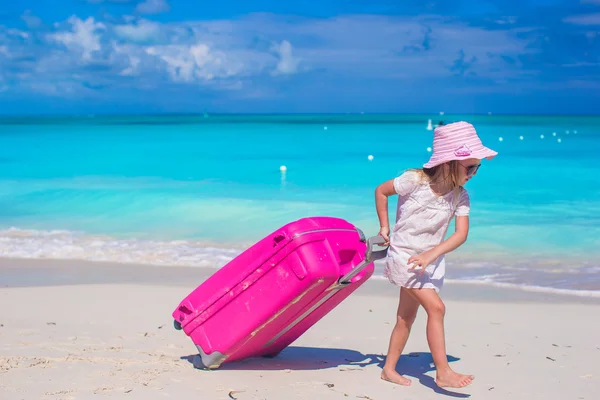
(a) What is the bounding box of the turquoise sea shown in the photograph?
[1,114,599,296]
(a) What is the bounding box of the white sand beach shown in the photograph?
[1,258,599,400]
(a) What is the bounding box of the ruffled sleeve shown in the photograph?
[454,188,470,216]
[393,170,420,196]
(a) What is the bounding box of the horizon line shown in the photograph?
[1,112,600,118]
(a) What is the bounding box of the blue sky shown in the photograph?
[0,0,599,114]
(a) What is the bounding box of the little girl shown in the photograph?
[374,121,497,388]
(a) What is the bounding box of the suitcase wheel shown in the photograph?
[173,320,182,330]
[192,355,206,369]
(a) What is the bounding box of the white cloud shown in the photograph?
[114,19,162,42]
[48,16,106,61]
[145,44,243,82]
[111,42,142,76]
[563,13,600,26]
[271,40,300,75]
[6,29,29,40]
[21,10,43,29]
[246,14,531,80]
[2,12,581,97]
[136,0,170,15]
[493,16,518,25]
[119,55,141,76]
[0,58,5,91]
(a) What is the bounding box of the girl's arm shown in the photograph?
[408,215,469,272]
[431,215,469,259]
[374,179,396,244]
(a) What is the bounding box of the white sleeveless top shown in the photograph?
[384,170,470,292]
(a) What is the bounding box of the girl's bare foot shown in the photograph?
[381,369,412,386]
[435,369,474,388]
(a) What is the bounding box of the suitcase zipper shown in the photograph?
[292,227,366,242]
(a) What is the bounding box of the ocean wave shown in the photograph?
[369,275,600,298]
[2,227,599,298]
[444,278,600,298]
[0,227,240,268]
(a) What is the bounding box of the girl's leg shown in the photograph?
[381,287,420,386]
[407,288,474,388]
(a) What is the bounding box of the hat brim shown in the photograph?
[423,146,498,169]
[472,146,498,161]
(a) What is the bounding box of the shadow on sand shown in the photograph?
[181,347,470,397]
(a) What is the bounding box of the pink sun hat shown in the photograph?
[423,121,498,168]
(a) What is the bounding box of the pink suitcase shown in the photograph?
[172,216,387,369]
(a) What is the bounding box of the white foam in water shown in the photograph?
[0,227,240,268]
[444,279,600,298]
[369,275,600,298]
[3,227,599,298]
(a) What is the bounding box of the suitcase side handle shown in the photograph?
[339,235,388,285]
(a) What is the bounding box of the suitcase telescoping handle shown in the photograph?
[263,235,389,349]
[338,235,388,285]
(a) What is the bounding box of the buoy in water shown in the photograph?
[499,137,504,142]
[280,165,287,173]
[367,155,374,161]
[519,136,524,140]
[427,147,432,152]
[540,134,545,139]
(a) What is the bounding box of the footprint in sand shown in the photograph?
[131,369,162,386]
[93,387,114,395]
[45,389,75,396]
[28,357,52,368]
[0,356,21,371]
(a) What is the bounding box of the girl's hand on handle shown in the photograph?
[408,250,437,275]
[378,226,390,246]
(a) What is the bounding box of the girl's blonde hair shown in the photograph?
[409,160,462,192]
